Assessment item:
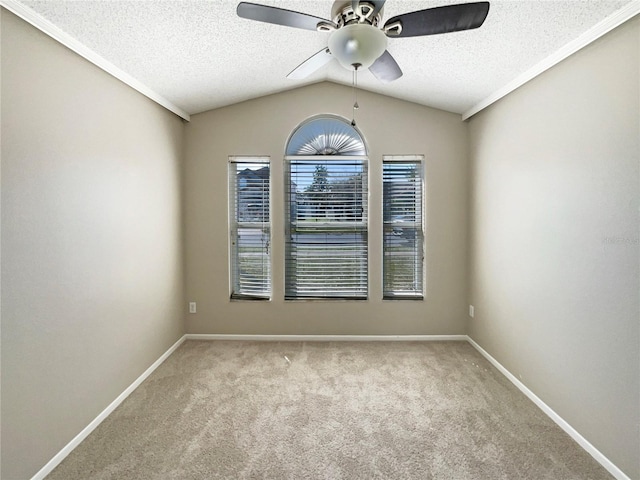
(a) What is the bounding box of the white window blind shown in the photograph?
[285,157,368,299]
[383,156,424,299]
[229,157,271,299]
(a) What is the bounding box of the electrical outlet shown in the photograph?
[189,302,197,314]
[469,305,475,318]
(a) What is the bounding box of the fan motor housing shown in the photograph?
[331,1,383,27]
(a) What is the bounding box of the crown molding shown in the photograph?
[462,1,640,121]
[1,0,191,121]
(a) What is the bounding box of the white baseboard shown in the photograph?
[30,335,187,480]
[31,333,629,480]
[466,336,631,480]
[185,334,468,342]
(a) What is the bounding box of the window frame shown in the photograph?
[228,156,272,301]
[284,154,370,301]
[382,155,426,300]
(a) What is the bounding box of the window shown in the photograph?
[285,116,368,299]
[229,157,271,299]
[383,156,424,299]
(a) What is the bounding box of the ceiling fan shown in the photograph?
[237,0,490,83]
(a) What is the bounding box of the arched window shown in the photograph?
[285,116,369,300]
[286,116,367,156]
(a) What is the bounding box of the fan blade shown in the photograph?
[383,2,490,38]
[369,50,402,83]
[287,48,334,80]
[237,2,336,31]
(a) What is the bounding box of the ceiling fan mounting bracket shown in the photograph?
[383,20,402,36]
[317,21,337,32]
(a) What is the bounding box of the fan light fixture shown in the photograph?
[328,23,388,70]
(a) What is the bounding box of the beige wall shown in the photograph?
[467,17,639,479]
[184,82,469,335]
[1,10,185,479]
[4,2,637,478]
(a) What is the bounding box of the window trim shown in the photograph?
[382,154,426,300]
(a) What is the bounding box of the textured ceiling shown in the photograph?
[17,0,636,116]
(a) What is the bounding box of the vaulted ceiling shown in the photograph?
[7,0,639,120]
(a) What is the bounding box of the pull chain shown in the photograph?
[351,64,360,126]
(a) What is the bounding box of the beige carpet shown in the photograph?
[46,340,613,479]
